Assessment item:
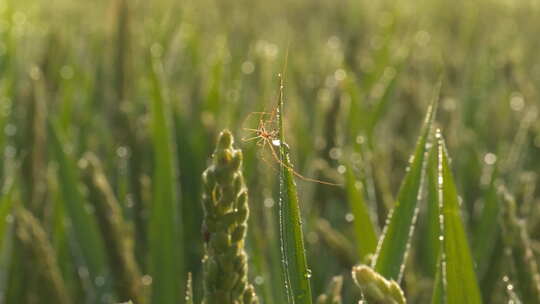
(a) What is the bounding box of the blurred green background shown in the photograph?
[0,0,539,303]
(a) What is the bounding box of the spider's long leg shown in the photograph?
[250,111,274,116]
[266,107,278,124]
[266,141,340,186]
[243,127,260,133]
[258,141,279,174]
[241,111,274,130]
[242,135,262,142]
[256,138,266,146]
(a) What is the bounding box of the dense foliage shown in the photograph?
[1,0,539,303]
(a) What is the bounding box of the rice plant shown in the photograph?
[1,0,540,303]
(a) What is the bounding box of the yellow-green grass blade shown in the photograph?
[50,174,79,295]
[365,64,401,142]
[499,187,540,302]
[473,164,500,280]
[277,76,313,304]
[372,88,438,281]
[0,223,13,304]
[185,273,193,304]
[149,57,183,304]
[48,120,109,299]
[429,148,443,304]
[431,255,444,304]
[0,180,16,301]
[345,165,377,262]
[419,146,440,277]
[0,179,15,250]
[432,130,482,304]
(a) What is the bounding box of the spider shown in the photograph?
[242,110,279,148]
[242,107,340,186]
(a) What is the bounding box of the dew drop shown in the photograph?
[334,69,346,82]
[241,61,255,74]
[329,147,341,159]
[4,124,16,136]
[5,145,16,158]
[264,198,275,208]
[484,153,497,165]
[29,66,41,80]
[150,43,163,58]
[142,274,153,286]
[510,92,525,111]
[77,267,89,278]
[116,146,129,158]
[95,276,105,286]
[60,65,74,79]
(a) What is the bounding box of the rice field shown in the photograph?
[1,0,540,303]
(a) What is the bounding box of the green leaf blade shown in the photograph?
[48,121,108,300]
[149,59,183,304]
[435,130,482,304]
[345,166,378,261]
[0,181,16,250]
[420,148,441,276]
[277,76,313,304]
[473,165,500,280]
[372,89,439,281]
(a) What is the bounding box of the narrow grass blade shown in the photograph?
[48,120,108,300]
[185,273,193,304]
[315,219,356,267]
[499,186,540,302]
[431,257,443,304]
[372,85,439,281]
[277,75,313,304]
[0,180,16,249]
[15,206,72,304]
[503,276,523,304]
[345,165,377,262]
[149,57,182,304]
[0,223,13,304]
[366,65,400,140]
[80,153,145,304]
[419,148,440,276]
[0,178,16,303]
[50,173,79,295]
[473,164,500,280]
[0,105,6,181]
[432,130,482,304]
